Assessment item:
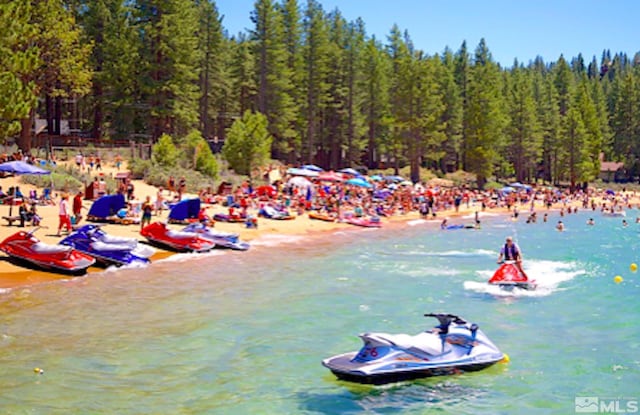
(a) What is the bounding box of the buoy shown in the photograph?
[631,263,638,272]
[33,367,43,375]
[614,275,623,284]
[501,353,510,363]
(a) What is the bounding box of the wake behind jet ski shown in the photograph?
[322,313,506,385]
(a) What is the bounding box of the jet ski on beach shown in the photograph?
[322,313,506,385]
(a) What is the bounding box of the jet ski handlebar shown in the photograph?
[424,313,467,326]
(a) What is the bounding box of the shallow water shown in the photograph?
[1,210,639,414]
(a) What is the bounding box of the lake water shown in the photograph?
[1,210,639,414]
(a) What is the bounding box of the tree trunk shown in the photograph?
[19,114,32,153]
[54,95,62,135]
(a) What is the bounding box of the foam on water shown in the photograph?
[155,249,226,263]
[248,233,307,247]
[407,219,427,226]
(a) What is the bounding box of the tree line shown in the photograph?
[1,0,640,188]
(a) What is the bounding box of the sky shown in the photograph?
[215,0,640,67]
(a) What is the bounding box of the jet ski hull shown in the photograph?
[323,352,502,385]
[489,262,536,290]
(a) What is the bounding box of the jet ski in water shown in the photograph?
[140,222,215,252]
[322,313,506,385]
[489,261,537,290]
[0,228,95,275]
[60,225,155,266]
[182,223,250,251]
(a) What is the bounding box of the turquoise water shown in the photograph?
[1,210,639,414]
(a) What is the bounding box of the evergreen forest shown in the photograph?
[2,0,640,188]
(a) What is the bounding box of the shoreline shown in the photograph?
[0,202,574,291]
[1,161,635,291]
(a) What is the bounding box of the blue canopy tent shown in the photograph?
[0,161,51,216]
[169,198,201,223]
[500,186,515,194]
[87,194,126,221]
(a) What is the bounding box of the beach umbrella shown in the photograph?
[0,160,51,216]
[288,176,312,189]
[286,167,319,177]
[317,171,344,182]
[346,177,373,188]
[338,167,360,176]
[399,180,413,186]
[509,182,525,189]
[605,189,615,196]
[500,186,515,194]
[369,175,383,181]
[384,175,405,183]
[301,164,324,172]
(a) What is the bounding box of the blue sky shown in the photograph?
[215,0,639,67]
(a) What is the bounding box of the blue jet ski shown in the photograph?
[60,224,155,266]
[182,223,250,251]
[322,313,506,385]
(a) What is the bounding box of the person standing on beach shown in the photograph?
[56,194,72,236]
[141,196,153,230]
[72,191,84,225]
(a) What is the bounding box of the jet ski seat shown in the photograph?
[375,332,451,356]
[31,242,72,254]
[166,230,197,239]
[91,241,131,251]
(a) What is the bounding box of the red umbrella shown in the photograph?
[317,171,344,182]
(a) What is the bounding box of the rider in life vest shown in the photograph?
[497,236,523,272]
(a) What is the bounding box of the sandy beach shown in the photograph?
[0,161,635,289]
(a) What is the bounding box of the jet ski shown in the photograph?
[322,313,505,385]
[60,224,155,266]
[344,216,382,228]
[182,223,250,251]
[140,222,215,252]
[489,260,537,290]
[0,228,95,275]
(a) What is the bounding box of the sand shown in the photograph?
[0,161,633,289]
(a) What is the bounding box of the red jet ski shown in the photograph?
[488,261,537,290]
[140,222,215,252]
[0,228,95,275]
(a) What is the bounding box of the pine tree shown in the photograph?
[438,48,463,173]
[361,36,390,169]
[16,0,92,152]
[505,64,541,182]
[134,0,201,141]
[0,1,39,141]
[278,0,303,162]
[196,0,224,140]
[465,39,507,187]
[301,0,330,163]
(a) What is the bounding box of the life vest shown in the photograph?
[504,243,519,260]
